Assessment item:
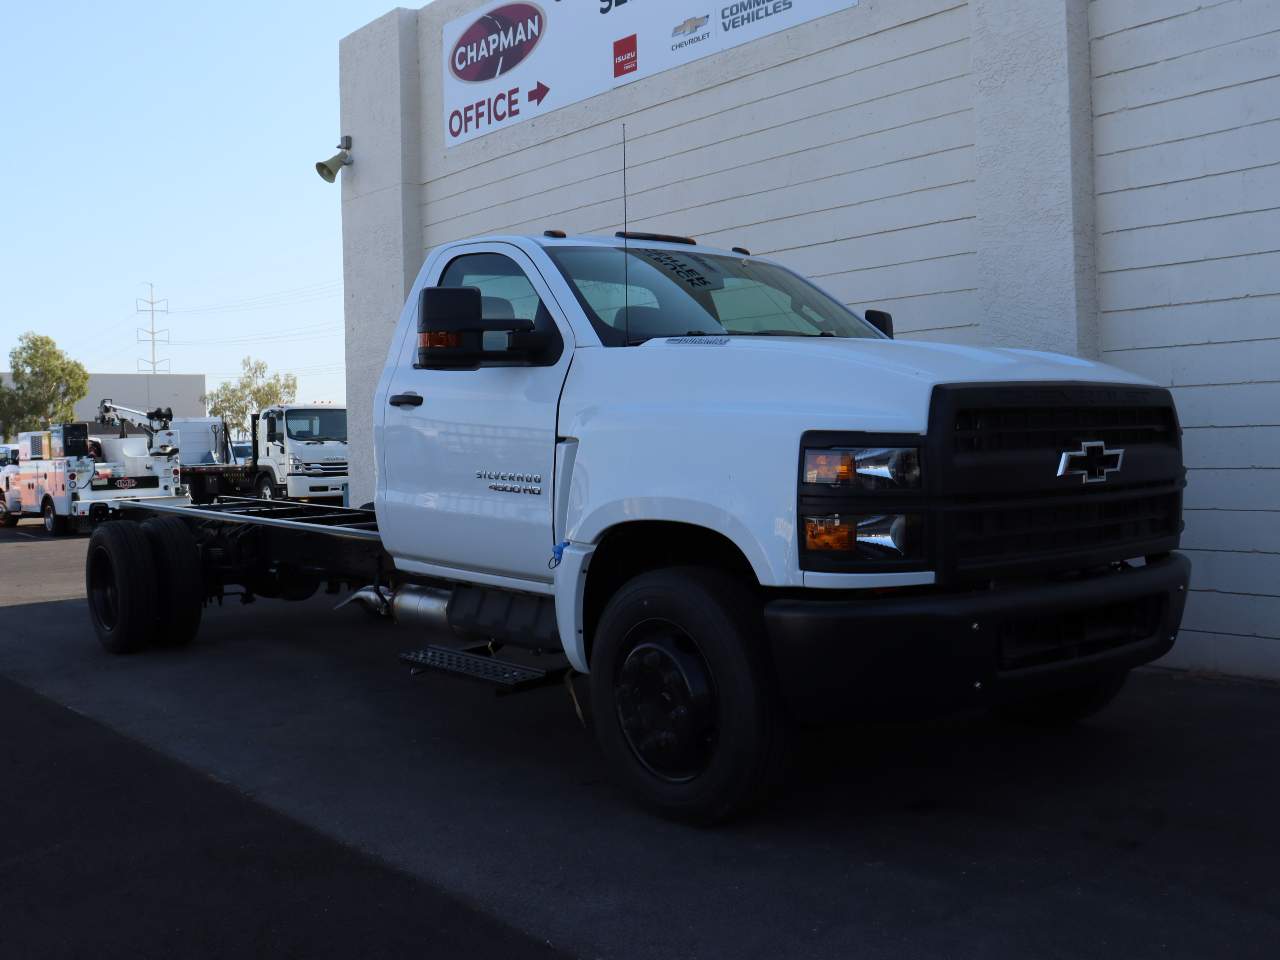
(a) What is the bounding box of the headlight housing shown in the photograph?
[803,513,924,561]
[799,436,928,571]
[803,446,921,490]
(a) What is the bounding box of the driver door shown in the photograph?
[378,243,574,586]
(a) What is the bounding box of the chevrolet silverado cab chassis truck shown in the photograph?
[83,232,1190,822]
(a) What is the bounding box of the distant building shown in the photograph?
[0,372,206,422]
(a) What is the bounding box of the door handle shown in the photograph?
[388,393,423,408]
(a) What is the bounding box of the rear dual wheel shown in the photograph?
[590,567,787,825]
[85,518,203,654]
[42,499,68,536]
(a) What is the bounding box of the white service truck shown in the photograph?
[1,444,21,527]
[83,232,1190,822]
[9,422,186,535]
[97,401,348,505]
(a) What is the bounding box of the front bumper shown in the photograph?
[285,475,348,501]
[765,553,1190,719]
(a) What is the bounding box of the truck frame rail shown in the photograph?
[117,496,380,542]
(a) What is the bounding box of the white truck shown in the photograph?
[1,444,21,527]
[97,401,349,505]
[9,422,186,535]
[179,405,348,504]
[82,232,1190,822]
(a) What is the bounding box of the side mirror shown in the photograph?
[864,309,894,339]
[417,286,537,370]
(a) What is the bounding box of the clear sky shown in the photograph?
[0,0,408,406]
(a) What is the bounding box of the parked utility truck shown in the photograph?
[1,444,21,527]
[83,232,1190,822]
[10,422,186,535]
[97,400,349,505]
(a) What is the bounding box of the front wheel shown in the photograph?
[589,567,786,824]
[42,500,68,536]
[995,671,1129,727]
[0,502,18,527]
[254,475,278,501]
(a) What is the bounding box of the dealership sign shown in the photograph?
[441,0,861,146]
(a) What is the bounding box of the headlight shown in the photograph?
[803,513,924,561]
[803,446,921,490]
[289,455,303,470]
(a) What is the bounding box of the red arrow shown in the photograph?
[528,81,550,107]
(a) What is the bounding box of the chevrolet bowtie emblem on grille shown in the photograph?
[1057,441,1124,484]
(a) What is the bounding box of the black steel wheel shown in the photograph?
[142,516,204,646]
[590,567,786,824]
[85,521,160,654]
[615,628,716,783]
[0,501,18,527]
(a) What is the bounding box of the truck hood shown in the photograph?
[566,336,1155,435]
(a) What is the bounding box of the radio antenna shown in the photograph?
[621,122,630,347]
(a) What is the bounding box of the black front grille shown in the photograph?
[998,592,1166,671]
[954,404,1179,454]
[931,383,1185,581]
[952,491,1181,567]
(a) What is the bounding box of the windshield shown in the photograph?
[547,246,882,346]
[284,409,347,442]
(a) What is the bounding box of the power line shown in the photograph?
[136,282,170,404]
[168,281,342,316]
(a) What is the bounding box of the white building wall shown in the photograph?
[418,0,979,344]
[1089,0,1280,676]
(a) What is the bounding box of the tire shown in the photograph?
[85,521,160,654]
[142,517,204,646]
[42,499,68,536]
[0,502,18,527]
[995,671,1129,728]
[589,567,787,824]
[254,475,277,501]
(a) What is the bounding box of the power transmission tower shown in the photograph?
[136,282,170,405]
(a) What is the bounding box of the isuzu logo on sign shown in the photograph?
[450,4,545,83]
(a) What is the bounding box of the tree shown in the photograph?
[0,333,90,438]
[205,357,298,435]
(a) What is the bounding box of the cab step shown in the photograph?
[399,644,562,693]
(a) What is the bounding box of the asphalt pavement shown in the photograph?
[2,520,1279,959]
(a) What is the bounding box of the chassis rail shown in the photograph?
[116,496,381,542]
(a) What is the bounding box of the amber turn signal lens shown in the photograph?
[804,515,852,551]
[804,451,854,485]
[418,330,460,349]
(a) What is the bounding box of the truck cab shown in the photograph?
[253,404,348,503]
[0,444,20,526]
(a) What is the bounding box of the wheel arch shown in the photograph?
[570,520,761,672]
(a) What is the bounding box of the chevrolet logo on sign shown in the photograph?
[1057,441,1124,484]
[672,15,710,36]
